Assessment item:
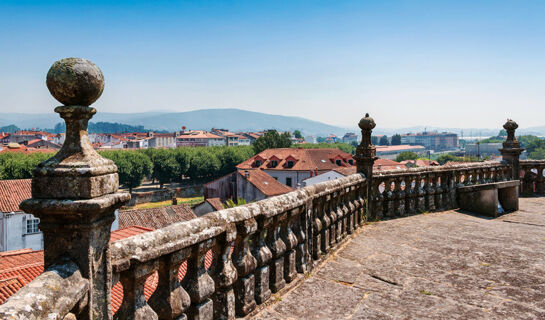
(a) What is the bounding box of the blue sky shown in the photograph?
[0,0,543,129]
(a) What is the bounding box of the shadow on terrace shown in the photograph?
[0,58,543,320]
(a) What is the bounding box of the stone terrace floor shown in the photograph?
[252,198,545,320]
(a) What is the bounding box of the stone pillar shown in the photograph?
[499,119,524,180]
[20,58,130,320]
[354,113,377,218]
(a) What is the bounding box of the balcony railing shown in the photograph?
[519,160,545,196]
[0,58,531,320]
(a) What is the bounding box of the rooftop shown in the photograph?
[0,179,31,213]
[253,197,545,319]
[237,148,355,171]
[238,169,295,196]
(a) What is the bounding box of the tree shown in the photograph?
[379,135,390,146]
[395,152,418,162]
[498,129,507,137]
[147,149,179,188]
[253,130,292,153]
[101,151,152,192]
[293,130,303,139]
[187,149,221,180]
[391,134,402,145]
[371,136,379,145]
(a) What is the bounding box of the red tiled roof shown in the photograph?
[237,148,355,171]
[0,226,153,305]
[0,144,56,154]
[205,198,225,211]
[238,169,294,196]
[0,179,32,213]
[119,204,197,230]
[374,159,407,170]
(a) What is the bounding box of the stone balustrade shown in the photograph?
[370,162,511,220]
[107,173,367,319]
[519,160,545,196]
[0,58,533,320]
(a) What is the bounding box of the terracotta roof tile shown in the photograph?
[0,179,32,212]
[0,226,153,305]
[119,204,197,230]
[205,198,225,211]
[238,169,294,196]
[237,148,355,171]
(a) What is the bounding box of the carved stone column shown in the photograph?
[500,119,524,180]
[354,113,377,219]
[20,58,130,319]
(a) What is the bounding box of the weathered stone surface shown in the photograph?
[253,197,545,319]
[46,57,104,106]
[0,259,88,320]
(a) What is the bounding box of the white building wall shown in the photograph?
[0,212,43,252]
[301,171,345,187]
[262,170,313,188]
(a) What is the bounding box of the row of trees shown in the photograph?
[0,146,255,192]
[101,146,255,191]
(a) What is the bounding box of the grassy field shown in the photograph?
[127,196,204,210]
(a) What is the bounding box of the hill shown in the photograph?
[0,108,348,136]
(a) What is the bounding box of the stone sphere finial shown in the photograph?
[358,113,376,130]
[503,118,518,132]
[46,58,104,106]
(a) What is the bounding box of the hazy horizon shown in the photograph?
[1,1,543,129]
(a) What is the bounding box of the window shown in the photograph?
[286,177,293,187]
[336,159,342,166]
[270,160,278,167]
[348,159,354,165]
[255,160,262,167]
[26,218,40,234]
[287,160,294,168]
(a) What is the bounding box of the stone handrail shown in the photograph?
[519,160,545,196]
[108,173,367,319]
[369,162,511,219]
[0,259,88,320]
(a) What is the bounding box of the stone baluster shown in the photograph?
[384,178,395,218]
[318,197,331,253]
[394,176,405,217]
[434,174,443,211]
[232,219,257,316]
[333,192,343,243]
[312,199,324,260]
[210,224,237,320]
[19,58,130,319]
[425,173,436,212]
[355,183,366,226]
[293,205,309,273]
[148,249,191,320]
[417,177,426,213]
[406,176,417,215]
[373,180,384,220]
[267,213,287,293]
[251,216,273,304]
[115,262,159,320]
[281,209,299,283]
[326,195,337,246]
[340,188,350,235]
[537,166,545,195]
[181,240,216,319]
[346,186,356,233]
